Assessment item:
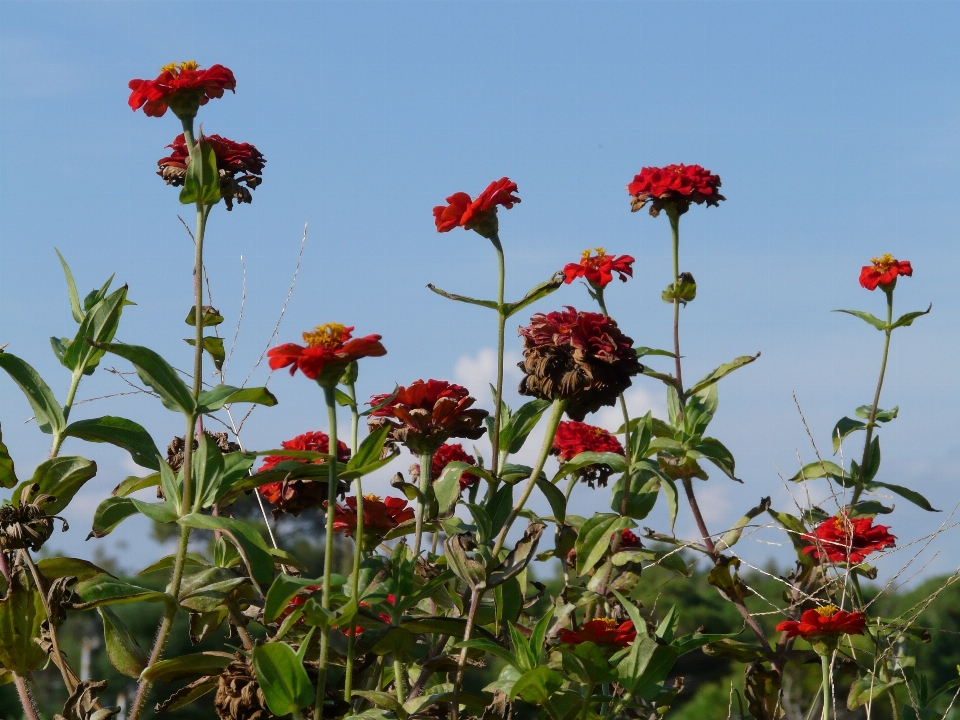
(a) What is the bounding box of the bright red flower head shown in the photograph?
[859,254,913,291]
[256,431,351,517]
[518,307,643,421]
[802,514,896,565]
[558,618,636,647]
[620,529,641,549]
[775,606,866,640]
[433,178,520,239]
[158,133,266,210]
[268,323,386,386]
[551,421,625,487]
[627,164,724,217]
[128,61,236,119]
[422,443,480,490]
[367,380,488,455]
[562,248,635,290]
[331,495,415,540]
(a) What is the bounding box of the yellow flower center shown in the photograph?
[303,323,349,349]
[833,515,853,534]
[816,605,839,618]
[160,60,200,76]
[363,494,382,503]
[580,247,607,268]
[870,253,897,273]
[598,617,618,629]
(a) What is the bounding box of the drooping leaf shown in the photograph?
[833,309,888,331]
[87,496,177,539]
[0,425,17,488]
[140,651,235,683]
[687,353,760,396]
[0,351,65,434]
[488,522,545,588]
[112,472,160,497]
[426,284,498,310]
[36,557,110,581]
[62,416,161,471]
[433,461,467,516]
[832,416,867,453]
[178,513,274,587]
[867,481,939,512]
[93,342,195,415]
[502,276,564,319]
[72,573,176,612]
[14,455,97,515]
[0,569,48,674]
[99,606,149,677]
[715,497,771,552]
[889,303,932,330]
[788,460,849,485]
[185,336,226,372]
[536,478,566,523]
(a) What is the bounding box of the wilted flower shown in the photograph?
[562,248,635,290]
[518,307,643,421]
[367,380,488,455]
[859,254,913,291]
[775,605,866,640]
[802,514,896,565]
[558,618,636,647]
[213,654,270,720]
[413,443,480,490]
[331,495,415,540]
[433,178,520,239]
[268,323,386,385]
[257,431,352,517]
[166,431,241,473]
[551,420,625,488]
[128,61,236,119]
[0,484,64,552]
[157,134,266,210]
[627,164,724,217]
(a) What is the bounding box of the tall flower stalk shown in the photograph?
[316,385,339,719]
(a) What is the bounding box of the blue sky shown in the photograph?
[1,1,958,584]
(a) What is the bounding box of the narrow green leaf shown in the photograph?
[0,352,65,434]
[140,651,235,683]
[55,248,84,323]
[185,336,225,372]
[502,275,564,319]
[264,575,322,624]
[788,460,848,484]
[833,309,888,330]
[425,283,498,310]
[687,353,761,396]
[72,573,176,612]
[193,433,225,511]
[536,478,566,523]
[576,514,630,576]
[889,303,932,330]
[62,416,161,470]
[434,461,466,516]
[197,384,278,413]
[661,477,679,534]
[36,557,108,581]
[99,606,148,678]
[112,472,160,497]
[715,497,771,552]
[554,451,627,484]
[64,285,128,375]
[635,347,677,359]
[94,342,195,415]
[179,513,274,587]
[868,481,939,512]
[832,417,867,453]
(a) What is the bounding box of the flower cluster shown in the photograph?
[256,431,351,517]
[802,514,896,565]
[157,134,266,210]
[627,164,724,217]
[558,618,636,647]
[367,380,488,455]
[518,307,643,421]
[434,178,521,239]
[331,495,415,544]
[859,254,913,291]
[412,443,480,490]
[268,323,386,385]
[562,248,634,290]
[775,605,866,640]
[551,420,625,487]
[128,61,236,119]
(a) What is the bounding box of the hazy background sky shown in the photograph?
[1,1,958,586]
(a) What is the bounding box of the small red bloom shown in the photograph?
[859,254,913,291]
[268,323,386,385]
[158,133,266,210]
[775,606,866,640]
[620,529,641,549]
[331,495,415,538]
[558,618,636,647]
[433,178,520,239]
[426,443,480,490]
[368,380,488,455]
[551,421,625,487]
[128,61,236,119]
[627,164,724,217]
[256,431,351,516]
[562,248,635,290]
[278,584,322,621]
[802,514,896,565]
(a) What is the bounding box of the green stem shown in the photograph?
[393,657,407,704]
[491,234,507,478]
[316,385,340,719]
[852,290,893,505]
[667,209,684,403]
[889,686,901,720]
[50,370,83,457]
[821,653,831,720]
[491,398,568,559]
[413,452,433,558]
[343,378,362,702]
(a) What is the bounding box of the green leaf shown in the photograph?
[185,305,225,327]
[94,342,195,415]
[832,417,867,453]
[62,416,161,471]
[833,308,888,330]
[715,497,771,552]
[0,351,65,434]
[554,451,627,484]
[503,398,551,455]
[159,457,182,512]
[55,248,84,323]
[788,460,849,484]
[264,574,322,624]
[616,636,680,700]
[72,573,176,612]
[861,436,880,483]
[36,556,109,581]
[510,666,564,704]
[702,638,769,662]
[345,424,393,475]
[537,478,566,523]
[352,691,409,720]
[433,462,466,516]
[707,556,753,603]
[83,273,115,312]
[192,433,225,511]
[489,522,545,588]
[855,405,898,423]
[0,425,17,489]
[112,472,160,497]
[611,475,660,520]
[197,384,278,413]
[14,455,97,515]
[140,651,235,683]
[502,276,564,319]
[691,437,741,482]
[185,336,226,372]
[0,569,48,674]
[179,132,222,206]
[98,606,148,678]
[576,514,631,576]
[179,513,274,587]
[87,496,177,539]
[889,303,932,330]
[687,353,761,396]
[847,676,904,711]
[635,347,677,359]
[662,477,679,534]
[136,553,209,577]
[867,481,939,512]
[426,283,498,310]
[767,508,810,555]
[64,285,128,375]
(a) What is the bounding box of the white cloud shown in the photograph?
[453,348,523,401]
[593,385,667,433]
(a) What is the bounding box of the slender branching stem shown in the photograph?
[668,209,684,399]
[490,234,507,478]
[315,384,340,719]
[50,370,82,457]
[344,379,362,702]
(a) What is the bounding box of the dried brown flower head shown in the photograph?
[0,484,65,552]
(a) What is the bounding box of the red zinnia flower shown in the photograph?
[158,133,266,210]
[417,443,480,490]
[367,380,488,455]
[128,61,236,119]
[775,606,866,640]
[433,178,520,239]
[268,323,386,386]
[802,514,896,565]
[859,254,913,291]
[278,585,322,622]
[256,431,351,516]
[551,421,625,488]
[331,495,415,538]
[562,248,635,290]
[558,618,636,647]
[518,307,643,421]
[626,164,724,217]
[620,529,641,549]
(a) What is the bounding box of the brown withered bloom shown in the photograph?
[0,484,65,552]
[517,307,643,421]
[367,379,488,455]
[214,655,271,720]
[158,133,265,210]
[167,431,241,473]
